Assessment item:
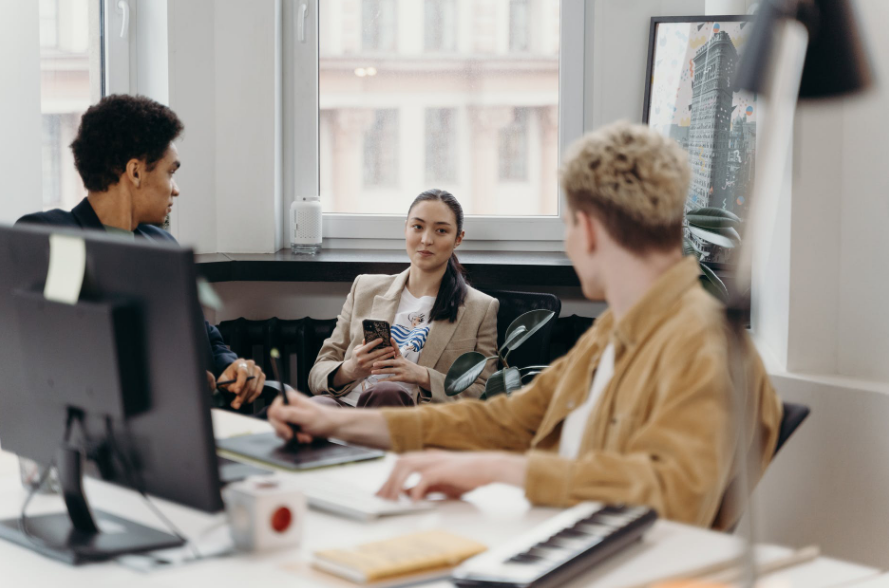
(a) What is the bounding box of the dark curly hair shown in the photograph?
[71,94,184,192]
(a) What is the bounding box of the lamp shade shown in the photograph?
[735,0,874,99]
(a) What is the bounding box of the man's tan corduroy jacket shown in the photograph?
[382,257,782,529]
[309,270,499,403]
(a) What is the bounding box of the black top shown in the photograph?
[16,198,238,376]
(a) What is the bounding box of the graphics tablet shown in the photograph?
[217,433,385,471]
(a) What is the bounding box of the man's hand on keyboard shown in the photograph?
[376,450,528,501]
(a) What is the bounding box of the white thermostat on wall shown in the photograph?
[291,196,322,255]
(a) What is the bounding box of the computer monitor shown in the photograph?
[0,224,223,564]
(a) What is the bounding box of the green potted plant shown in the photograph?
[444,309,555,399]
[684,206,741,301]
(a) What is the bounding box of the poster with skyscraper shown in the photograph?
[643,16,756,264]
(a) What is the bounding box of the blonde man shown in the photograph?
[268,121,782,529]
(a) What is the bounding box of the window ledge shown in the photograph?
[195,248,579,288]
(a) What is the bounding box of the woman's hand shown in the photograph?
[337,338,396,385]
[371,338,431,389]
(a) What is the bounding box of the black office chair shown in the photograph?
[774,401,810,457]
[480,289,562,370]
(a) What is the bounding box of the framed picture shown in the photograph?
[643,16,756,265]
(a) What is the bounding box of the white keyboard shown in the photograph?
[451,502,657,588]
[293,478,434,521]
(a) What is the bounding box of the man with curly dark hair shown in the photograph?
[16,94,266,410]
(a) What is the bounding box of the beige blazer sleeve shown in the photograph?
[307,276,361,397]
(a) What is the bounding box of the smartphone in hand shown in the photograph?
[362,319,392,351]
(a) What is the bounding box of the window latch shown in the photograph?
[117,0,130,40]
[298,2,309,43]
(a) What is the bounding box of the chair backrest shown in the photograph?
[774,401,810,456]
[480,289,561,370]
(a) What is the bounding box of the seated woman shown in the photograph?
[308,189,499,407]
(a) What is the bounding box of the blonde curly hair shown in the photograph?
[559,121,690,252]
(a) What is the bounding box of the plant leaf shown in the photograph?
[503,310,556,352]
[445,351,490,396]
[518,365,549,373]
[687,207,741,222]
[683,237,702,258]
[484,367,523,399]
[501,325,528,351]
[521,371,543,383]
[686,214,741,230]
[699,263,728,300]
[688,225,740,248]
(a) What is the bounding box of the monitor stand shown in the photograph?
[0,447,184,565]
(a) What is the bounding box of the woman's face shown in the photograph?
[405,200,463,273]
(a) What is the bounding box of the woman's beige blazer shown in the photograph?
[308,270,499,403]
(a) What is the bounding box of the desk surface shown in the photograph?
[0,411,879,587]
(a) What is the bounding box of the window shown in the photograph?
[364,109,400,188]
[292,0,584,241]
[499,108,529,181]
[362,0,397,52]
[39,0,59,48]
[424,0,456,52]
[38,0,101,211]
[425,108,457,184]
[509,0,530,52]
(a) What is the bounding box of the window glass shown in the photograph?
[363,109,400,188]
[319,0,560,217]
[509,0,529,52]
[424,0,456,52]
[499,107,529,181]
[362,0,397,52]
[39,0,100,211]
[425,108,457,183]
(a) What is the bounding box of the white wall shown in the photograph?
[771,0,889,382]
[745,0,889,568]
[167,0,284,254]
[751,368,889,567]
[0,0,43,224]
[167,0,217,249]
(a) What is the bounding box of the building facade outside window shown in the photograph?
[424,0,456,52]
[362,0,397,52]
[364,109,400,188]
[38,0,99,211]
[509,0,530,52]
[499,107,529,181]
[425,108,457,184]
[318,0,561,220]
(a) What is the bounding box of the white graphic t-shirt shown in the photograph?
[340,289,435,406]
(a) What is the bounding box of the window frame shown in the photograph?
[285,0,584,244]
[102,0,132,95]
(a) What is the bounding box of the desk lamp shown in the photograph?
[725,0,872,585]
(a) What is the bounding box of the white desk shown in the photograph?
[846,575,889,587]
[0,411,879,587]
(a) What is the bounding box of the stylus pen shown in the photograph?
[270,348,301,437]
[216,375,256,387]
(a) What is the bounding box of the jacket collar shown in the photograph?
[611,256,702,351]
[370,269,411,323]
[71,198,104,230]
[71,197,161,241]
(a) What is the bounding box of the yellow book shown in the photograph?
[312,530,488,584]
